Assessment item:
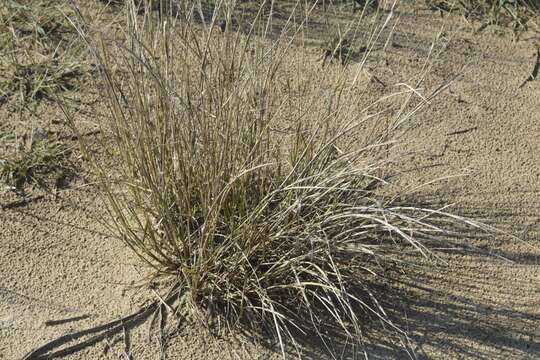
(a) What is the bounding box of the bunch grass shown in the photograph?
[70,0,491,356]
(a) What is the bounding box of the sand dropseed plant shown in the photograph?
[58,0,492,357]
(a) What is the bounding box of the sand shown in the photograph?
[1,1,539,359]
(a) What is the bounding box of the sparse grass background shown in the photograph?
[54,0,500,357]
[427,0,540,36]
[0,129,74,190]
[0,0,88,106]
[0,1,95,195]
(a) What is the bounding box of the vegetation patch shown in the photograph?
[427,0,539,36]
[0,52,84,104]
[0,0,88,105]
[0,129,74,190]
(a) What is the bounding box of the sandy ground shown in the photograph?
[1,1,539,359]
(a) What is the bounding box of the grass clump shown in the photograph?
[70,0,489,356]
